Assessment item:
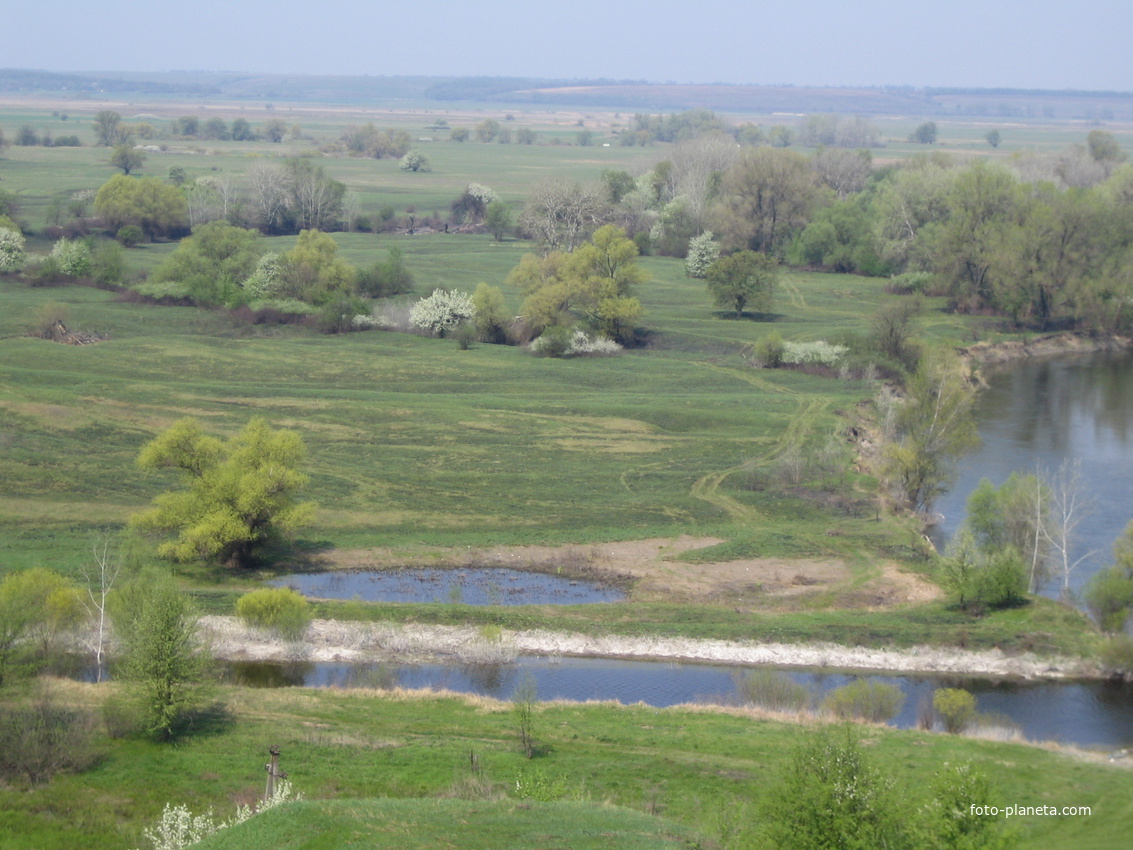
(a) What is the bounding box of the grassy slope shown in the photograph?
[1,684,1129,850]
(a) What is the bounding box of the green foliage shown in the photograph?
[110,144,145,175]
[512,671,537,758]
[235,587,311,640]
[939,529,1028,611]
[109,567,208,740]
[0,568,82,686]
[0,689,99,785]
[94,175,189,238]
[275,229,357,305]
[130,418,315,569]
[117,224,145,247]
[1084,562,1133,633]
[153,221,263,307]
[1098,635,1133,676]
[820,679,906,722]
[884,354,979,515]
[910,121,939,144]
[753,330,785,367]
[485,200,513,241]
[512,225,645,343]
[91,240,126,287]
[934,687,978,734]
[760,730,909,849]
[919,762,1013,850]
[356,247,414,298]
[964,474,1049,592]
[472,282,510,343]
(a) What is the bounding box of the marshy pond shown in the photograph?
[270,567,626,605]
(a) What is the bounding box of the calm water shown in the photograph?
[932,350,1133,597]
[270,567,625,605]
[221,656,1133,749]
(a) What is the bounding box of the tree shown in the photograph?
[130,418,316,568]
[685,231,721,278]
[909,121,939,144]
[262,117,287,143]
[884,354,979,516]
[1040,460,1095,598]
[1084,521,1133,632]
[705,250,778,318]
[713,147,821,255]
[152,221,263,307]
[475,119,500,143]
[93,175,189,238]
[409,288,476,337]
[284,159,345,231]
[985,129,1002,148]
[399,150,429,172]
[230,117,255,141]
[518,178,607,252]
[938,528,1027,610]
[0,226,27,272]
[357,247,414,298]
[201,117,229,141]
[110,144,145,175]
[963,473,1049,592]
[485,200,513,241]
[1086,129,1126,165]
[111,568,207,739]
[0,568,82,687]
[449,127,469,143]
[276,229,357,304]
[79,537,122,682]
[93,110,129,146]
[245,162,289,232]
[472,283,510,343]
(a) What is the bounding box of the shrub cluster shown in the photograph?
[236,587,312,640]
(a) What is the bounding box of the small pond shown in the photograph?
[269,567,626,605]
[219,656,1133,750]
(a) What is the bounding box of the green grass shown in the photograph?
[1,684,1130,850]
[196,798,696,850]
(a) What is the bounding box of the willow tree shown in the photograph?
[131,418,315,568]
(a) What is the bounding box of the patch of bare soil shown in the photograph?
[310,536,940,609]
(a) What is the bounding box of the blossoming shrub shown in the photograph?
[782,340,848,366]
[409,288,475,337]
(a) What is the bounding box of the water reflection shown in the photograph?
[215,656,1133,749]
[932,350,1133,596]
[269,567,625,606]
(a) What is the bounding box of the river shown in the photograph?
[932,349,1133,597]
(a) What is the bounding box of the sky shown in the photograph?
[6,0,1131,92]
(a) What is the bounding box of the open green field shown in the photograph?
[1,682,1129,850]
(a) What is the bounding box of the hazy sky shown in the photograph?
[7,0,1131,91]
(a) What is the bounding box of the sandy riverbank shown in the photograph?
[200,616,1098,681]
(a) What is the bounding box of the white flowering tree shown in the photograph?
[399,150,430,172]
[0,227,27,273]
[51,238,92,277]
[685,231,721,278]
[409,288,476,337]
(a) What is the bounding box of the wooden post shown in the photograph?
[264,745,286,802]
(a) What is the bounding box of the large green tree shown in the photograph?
[93,175,189,239]
[131,418,315,568]
[713,147,821,255]
[152,221,262,306]
[705,250,778,317]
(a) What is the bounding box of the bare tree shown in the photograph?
[246,162,289,233]
[1041,460,1096,599]
[518,178,607,253]
[78,538,121,682]
[813,148,873,199]
[668,133,740,228]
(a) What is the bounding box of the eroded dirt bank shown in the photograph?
[201,616,1097,681]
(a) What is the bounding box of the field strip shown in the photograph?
[691,361,798,394]
[781,279,807,310]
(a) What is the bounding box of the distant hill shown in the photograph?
[2,68,1130,119]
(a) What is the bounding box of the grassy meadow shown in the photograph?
[2,682,1131,850]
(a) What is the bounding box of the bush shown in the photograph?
[0,690,99,784]
[821,679,905,723]
[737,669,811,712]
[236,587,311,640]
[933,688,977,733]
[753,331,785,368]
[409,288,476,337]
[782,340,849,366]
[91,241,126,288]
[1099,635,1133,677]
[116,224,144,247]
